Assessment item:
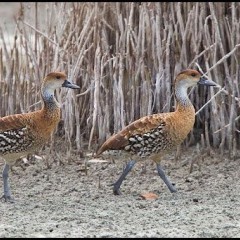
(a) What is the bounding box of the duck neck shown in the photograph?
[175,83,194,112]
[41,85,60,111]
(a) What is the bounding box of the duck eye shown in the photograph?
[56,76,61,79]
[191,73,196,77]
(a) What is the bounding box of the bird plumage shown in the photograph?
[0,72,80,202]
[96,69,216,195]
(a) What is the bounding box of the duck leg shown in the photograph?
[1,163,14,202]
[156,163,177,193]
[112,160,136,195]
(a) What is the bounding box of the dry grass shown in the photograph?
[0,2,240,159]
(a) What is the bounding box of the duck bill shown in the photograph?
[198,76,216,86]
[62,80,80,89]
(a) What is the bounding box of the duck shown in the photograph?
[0,72,80,202]
[96,69,216,195]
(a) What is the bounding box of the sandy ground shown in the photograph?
[0,146,240,238]
[1,3,240,238]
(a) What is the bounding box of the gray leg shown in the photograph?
[112,160,136,195]
[157,164,177,193]
[1,163,14,202]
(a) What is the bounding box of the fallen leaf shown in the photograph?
[140,192,158,200]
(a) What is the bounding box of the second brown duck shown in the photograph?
[96,69,216,195]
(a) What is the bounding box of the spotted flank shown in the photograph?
[124,123,173,157]
[0,127,33,154]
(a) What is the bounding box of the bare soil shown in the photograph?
[0,147,240,238]
[1,3,240,238]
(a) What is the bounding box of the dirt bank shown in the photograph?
[1,147,240,237]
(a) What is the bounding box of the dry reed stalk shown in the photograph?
[0,2,240,158]
[88,46,101,149]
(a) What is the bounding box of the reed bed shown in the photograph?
[0,2,240,159]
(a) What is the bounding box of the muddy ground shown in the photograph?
[1,2,240,238]
[0,146,240,238]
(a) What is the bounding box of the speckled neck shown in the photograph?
[41,86,60,110]
[175,82,194,111]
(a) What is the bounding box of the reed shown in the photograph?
[0,2,240,159]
